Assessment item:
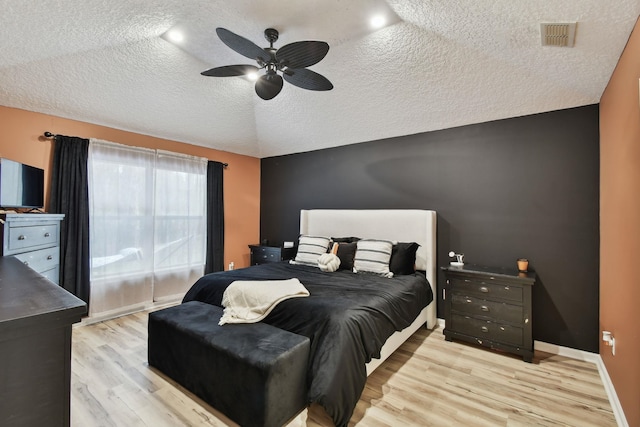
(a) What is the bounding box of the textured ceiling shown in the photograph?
[0,1,638,158]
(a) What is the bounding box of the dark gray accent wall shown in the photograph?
[260,105,600,352]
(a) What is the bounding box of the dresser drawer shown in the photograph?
[450,314,523,346]
[7,224,59,253]
[14,247,60,274]
[450,277,523,303]
[450,294,523,324]
[39,265,60,285]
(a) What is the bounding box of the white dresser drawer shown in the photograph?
[39,265,60,285]
[1,213,64,285]
[14,247,60,275]
[6,223,59,253]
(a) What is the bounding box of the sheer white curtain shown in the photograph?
[88,139,207,318]
[153,150,207,301]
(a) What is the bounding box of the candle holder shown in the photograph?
[517,258,529,272]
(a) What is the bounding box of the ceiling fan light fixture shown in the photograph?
[202,27,332,100]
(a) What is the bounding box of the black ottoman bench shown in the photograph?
[148,301,310,427]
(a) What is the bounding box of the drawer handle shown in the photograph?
[479,286,489,293]
[481,305,489,312]
[47,255,53,260]
[18,235,26,240]
[504,286,510,290]
[465,299,472,303]
[481,326,489,333]
[500,326,505,331]
[44,232,51,237]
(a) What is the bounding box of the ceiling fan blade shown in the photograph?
[283,68,333,91]
[216,27,269,62]
[276,41,329,69]
[201,64,259,77]
[255,73,283,100]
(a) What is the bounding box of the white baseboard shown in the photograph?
[437,319,627,427]
[533,340,600,363]
[534,341,627,427]
[593,356,629,427]
[77,298,181,327]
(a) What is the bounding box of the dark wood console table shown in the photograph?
[0,256,87,427]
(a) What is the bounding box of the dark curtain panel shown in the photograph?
[49,135,90,307]
[205,161,224,274]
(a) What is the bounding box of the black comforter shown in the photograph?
[182,262,432,426]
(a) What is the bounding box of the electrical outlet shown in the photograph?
[228,261,234,271]
[602,330,616,355]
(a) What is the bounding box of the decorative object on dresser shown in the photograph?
[0,213,65,285]
[448,250,465,267]
[249,244,296,265]
[517,258,529,272]
[442,264,536,362]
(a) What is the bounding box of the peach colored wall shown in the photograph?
[600,16,640,427]
[0,105,260,269]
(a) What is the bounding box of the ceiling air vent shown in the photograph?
[540,22,577,47]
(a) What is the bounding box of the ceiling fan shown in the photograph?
[201,27,333,100]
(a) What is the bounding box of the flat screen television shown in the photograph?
[0,158,45,209]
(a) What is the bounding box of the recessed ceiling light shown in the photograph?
[166,29,184,43]
[370,15,386,29]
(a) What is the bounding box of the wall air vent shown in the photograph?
[540,22,577,47]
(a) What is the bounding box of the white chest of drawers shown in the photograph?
[0,213,65,285]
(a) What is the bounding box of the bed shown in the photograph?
[182,209,437,426]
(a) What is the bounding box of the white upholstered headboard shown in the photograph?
[299,209,437,304]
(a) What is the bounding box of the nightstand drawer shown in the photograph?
[7,224,59,253]
[450,294,523,324]
[450,278,523,303]
[450,314,523,346]
[249,245,295,265]
[14,247,60,274]
[252,246,280,263]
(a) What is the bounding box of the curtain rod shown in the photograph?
[43,131,228,168]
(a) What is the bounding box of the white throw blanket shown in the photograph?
[219,278,309,325]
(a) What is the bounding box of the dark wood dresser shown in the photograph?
[249,245,296,265]
[0,256,87,426]
[441,264,536,362]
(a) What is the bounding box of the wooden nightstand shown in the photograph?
[249,245,296,265]
[441,264,536,362]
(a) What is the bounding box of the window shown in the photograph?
[88,140,207,317]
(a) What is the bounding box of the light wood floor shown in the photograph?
[71,309,616,427]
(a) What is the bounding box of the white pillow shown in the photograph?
[290,235,331,267]
[353,239,394,277]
